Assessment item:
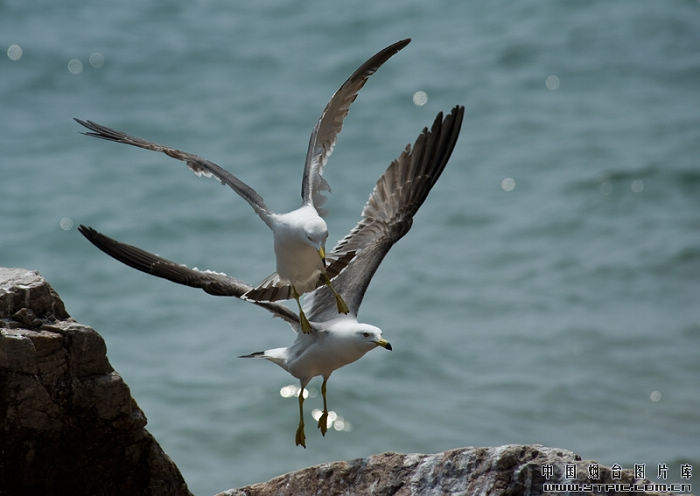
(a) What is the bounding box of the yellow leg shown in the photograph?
[295,387,306,448]
[293,286,312,333]
[322,273,349,314]
[317,377,329,436]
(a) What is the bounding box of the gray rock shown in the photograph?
[0,267,192,496]
[220,445,685,496]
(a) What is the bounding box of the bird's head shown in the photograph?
[302,217,328,261]
[355,324,392,352]
[315,321,392,371]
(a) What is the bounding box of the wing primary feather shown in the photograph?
[304,105,465,322]
[73,119,274,226]
[301,39,411,212]
[78,225,299,324]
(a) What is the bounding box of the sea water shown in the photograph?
[2,1,699,494]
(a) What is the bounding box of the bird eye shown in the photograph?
[362,332,370,338]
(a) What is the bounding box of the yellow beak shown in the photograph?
[317,246,326,265]
[376,338,392,351]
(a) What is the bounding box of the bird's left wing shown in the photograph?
[304,105,465,322]
[300,39,411,216]
[74,119,274,225]
[78,225,300,325]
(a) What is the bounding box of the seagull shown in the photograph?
[78,105,464,447]
[74,38,411,333]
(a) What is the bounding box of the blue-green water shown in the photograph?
[2,1,699,494]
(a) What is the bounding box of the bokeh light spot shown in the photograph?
[280,384,308,399]
[59,217,74,231]
[412,90,428,106]
[545,74,560,91]
[89,52,104,68]
[67,58,83,75]
[311,408,350,431]
[501,177,516,192]
[7,44,23,61]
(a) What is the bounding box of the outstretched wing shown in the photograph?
[304,105,465,322]
[74,119,274,227]
[78,225,299,325]
[301,39,411,216]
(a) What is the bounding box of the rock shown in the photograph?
[2,268,687,496]
[0,267,192,496]
[220,445,684,496]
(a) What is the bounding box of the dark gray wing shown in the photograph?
[304,105,465,321]
[78,225,299,325]
[301,39,411,216]
[74,119,274,226]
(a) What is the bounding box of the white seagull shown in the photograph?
[78,105,464,447]
[75,38,411,333]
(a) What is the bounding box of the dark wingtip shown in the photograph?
[74,117,90,135]
[77,224,96,239]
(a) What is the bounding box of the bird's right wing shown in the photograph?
[74,119,274,226]
[300,39,411,216]
[304,105,465,322]
[78,225,299,325]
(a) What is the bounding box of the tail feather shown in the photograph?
[238,351,265,359]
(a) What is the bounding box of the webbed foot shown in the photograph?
[295,421,306,448]
[317,410,329,436]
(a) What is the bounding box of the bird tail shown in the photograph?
[238,351,265,359]
[238,347,288,369]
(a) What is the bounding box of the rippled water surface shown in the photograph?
[2,1,699,494]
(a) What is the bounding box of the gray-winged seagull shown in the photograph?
[75,38,412,333]
[79,105,464,446]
